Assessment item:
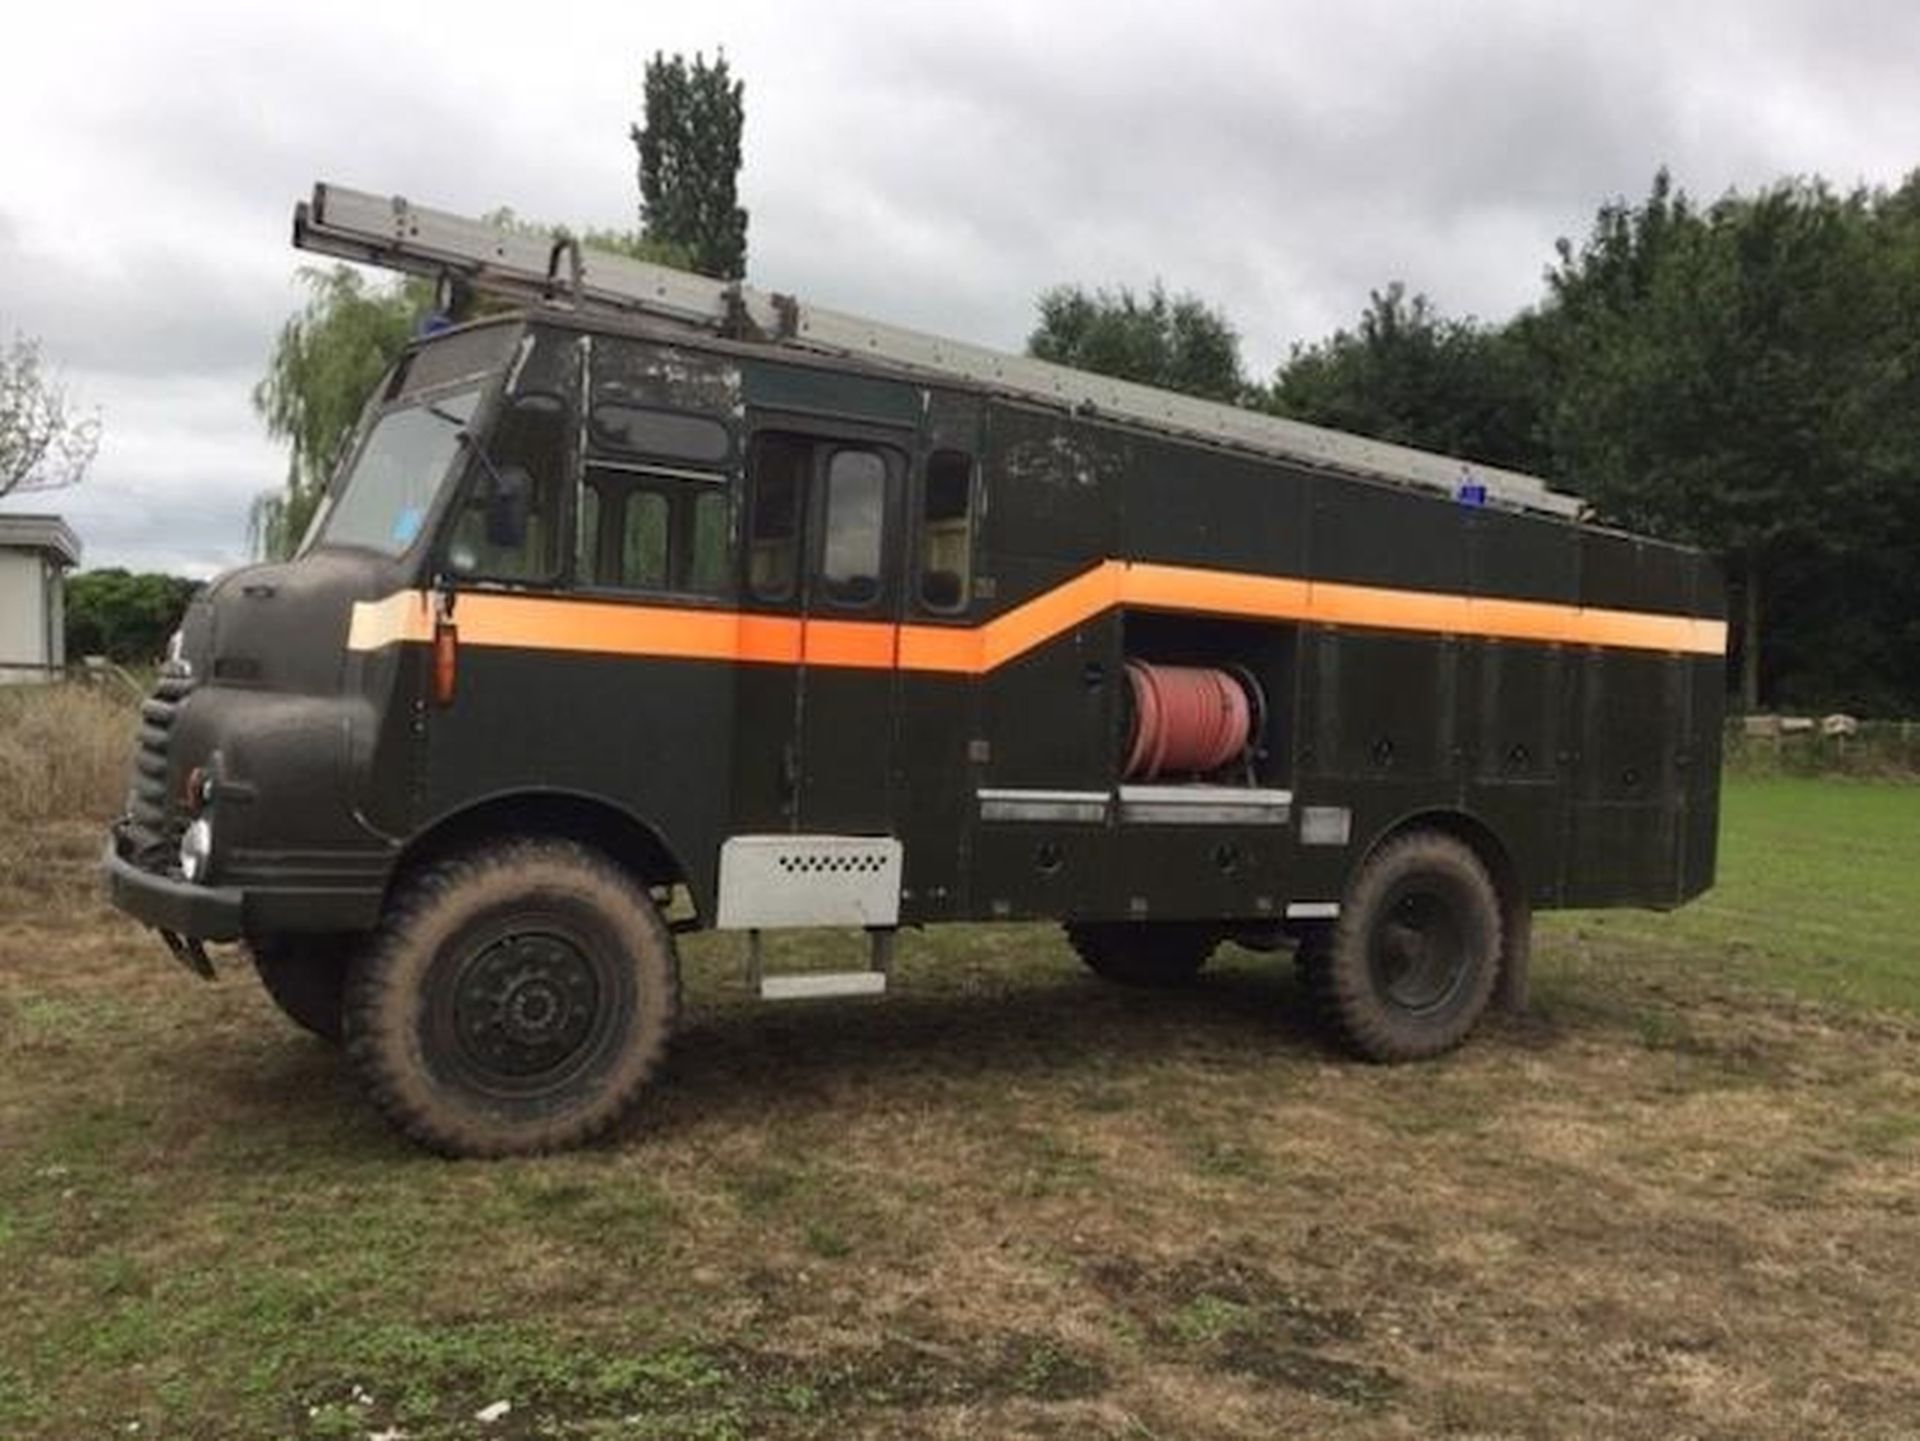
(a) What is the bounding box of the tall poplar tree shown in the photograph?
[632,51,749,280]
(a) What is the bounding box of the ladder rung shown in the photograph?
[759,972,888,1001]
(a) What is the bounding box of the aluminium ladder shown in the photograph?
[293,182,1582,521]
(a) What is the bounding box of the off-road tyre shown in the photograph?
[250,933,359,1044]
[344,838,679,1158]
[1065,921,1220,987]
[1305,831,1502,1062]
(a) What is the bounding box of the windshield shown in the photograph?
[313,387,481,556]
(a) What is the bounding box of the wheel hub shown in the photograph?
[453,932,599,1077]
[1370,889,1467,1012]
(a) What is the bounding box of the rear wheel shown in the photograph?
[1065,921,1220,987]
[344,838,679,1157]
[251,934,358,1044]
[1304,831,1501,1061]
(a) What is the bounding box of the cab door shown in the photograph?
[735,420,907,834]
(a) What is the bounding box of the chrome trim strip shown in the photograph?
[977,788,1110,824]
[1117,785,1293,827]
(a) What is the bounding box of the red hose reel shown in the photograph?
[1122,661,1261,780]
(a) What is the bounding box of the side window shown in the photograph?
[446,396,568,583]
[820,449,886,606]
[578,467,728,595]
[592,404,731,464]
[621,491,670,590]
[576,484,601,582]
[919,449,973,612]
[748,434,808,601]
[690,490,731,593]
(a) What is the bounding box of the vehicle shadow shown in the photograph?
[195,952,1561,1155]
[634,960,1334,1137]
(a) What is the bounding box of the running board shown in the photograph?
[748,925,896,1002]
[759,971,888,1001]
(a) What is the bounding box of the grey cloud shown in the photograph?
[56,489,252,578]
[0,226,287,377]
[747,0,1918,369]
[50,369,277,575]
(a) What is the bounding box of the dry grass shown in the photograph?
[3,787,1920,1439]
[0,682,135,827]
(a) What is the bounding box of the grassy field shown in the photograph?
[2,778,1918,1439]
[1565,779,1920,1011]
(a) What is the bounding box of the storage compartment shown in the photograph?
[1118,612,1298,788]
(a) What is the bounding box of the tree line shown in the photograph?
[1030,170,1920,714]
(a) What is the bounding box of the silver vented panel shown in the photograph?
[716,835,903,929]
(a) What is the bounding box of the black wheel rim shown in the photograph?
[1367,882,1471,1015]
[425,912,620,1097]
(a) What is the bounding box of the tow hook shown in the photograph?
[160,929,216,980]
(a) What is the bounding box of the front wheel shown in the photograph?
[1304,831,1501,1062]
[344,838,679,1157]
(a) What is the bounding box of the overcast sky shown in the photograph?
[2,0,1915,576]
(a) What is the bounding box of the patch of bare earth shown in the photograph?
[2,821,1918,1438]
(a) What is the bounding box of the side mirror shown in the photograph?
[485,466,533,548]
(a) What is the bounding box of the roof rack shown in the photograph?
[293,182,1583,520]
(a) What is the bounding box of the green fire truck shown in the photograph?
[105,184,1725,1156]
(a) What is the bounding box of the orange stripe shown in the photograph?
[347,561,1728,670]
[345,589,433,650]
[895,623,981,672]
[460,593,752,662]
[802,617,898,668]
[976,563,1124,670]
[737,611,802,665]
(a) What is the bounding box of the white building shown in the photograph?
[0,514,82,684]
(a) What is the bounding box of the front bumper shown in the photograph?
[103,832,244,941]
[103,819,390,950]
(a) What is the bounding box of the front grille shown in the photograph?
[124,671,195,869]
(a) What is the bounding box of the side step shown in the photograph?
[760,972,887,1001]
[750,927,895,1002]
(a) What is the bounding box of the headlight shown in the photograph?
[180,818,213,883]
[163,628,191,678]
